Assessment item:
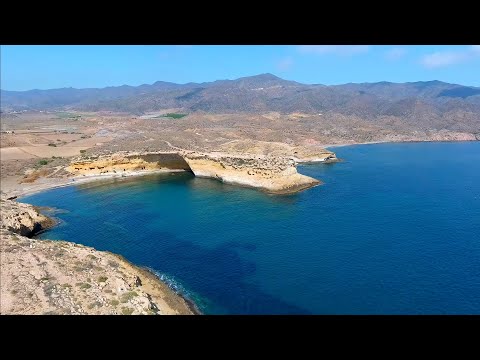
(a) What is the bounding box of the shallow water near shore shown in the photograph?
[21,142,480,314]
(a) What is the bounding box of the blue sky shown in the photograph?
[1,45,479,91]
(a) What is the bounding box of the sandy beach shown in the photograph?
[2,168,187,199]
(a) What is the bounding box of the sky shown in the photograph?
[1,45,479,91]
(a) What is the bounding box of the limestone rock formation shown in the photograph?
[66,151,190,175]
[182,152,321,194]
[65,149,325,194]
[0,198,55,236]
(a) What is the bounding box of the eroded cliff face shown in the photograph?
[65,149,325,194]
[0,198,55,236]
[182,152,321,194]
[66,152,191,175]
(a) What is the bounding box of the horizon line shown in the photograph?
[1,73,479,92]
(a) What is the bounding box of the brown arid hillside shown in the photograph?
[2,74,479,140]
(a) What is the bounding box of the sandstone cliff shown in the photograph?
[0,198,55,236]
[66,149,325,195]
[182,152,321,194]
[66,152,190,175]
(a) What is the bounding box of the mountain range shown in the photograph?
[2,74,480,134]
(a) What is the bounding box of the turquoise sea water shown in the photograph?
[21,142,480,314]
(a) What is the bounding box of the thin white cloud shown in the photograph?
[421,51,468,68]
[421,46,480,68]
[277,57,294,71]
[298,45,370,56]
[385,47,407,61]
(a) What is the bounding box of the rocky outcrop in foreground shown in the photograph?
[0,199,194,315]
[1,198,55,236]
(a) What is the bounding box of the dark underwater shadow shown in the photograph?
[122,230,311,315]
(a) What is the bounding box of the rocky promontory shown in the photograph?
[1,198,56,236]
[0,198,194,315]
[183,152,321,194]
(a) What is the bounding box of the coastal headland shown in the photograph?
[0,197,195,315]
[65,148,336,195]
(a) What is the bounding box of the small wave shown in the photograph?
[145,267,206,313]
[147,268,192,298]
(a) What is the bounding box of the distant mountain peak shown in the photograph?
[250,73,282,80]
[227,73,285,83]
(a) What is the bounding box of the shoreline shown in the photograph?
[323,140,390,149]
[323,138,478,150]
[112,254,203,315]
[9,169,187,200]
[140,266,203,315]
[7,139,477,200]
[3,138,477,314]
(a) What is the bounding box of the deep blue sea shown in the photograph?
[21,142,480,314]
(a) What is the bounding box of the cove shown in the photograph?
[21,142,480,314]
